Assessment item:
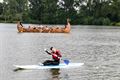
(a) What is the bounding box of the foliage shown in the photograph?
[0,0,120,26]
[115,22,120,26]
[0,2,3,15]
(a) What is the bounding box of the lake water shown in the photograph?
[0,23,120,80]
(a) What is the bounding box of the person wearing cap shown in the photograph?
[43,47,62,66]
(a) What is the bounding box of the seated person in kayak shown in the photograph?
[43,47,62,66]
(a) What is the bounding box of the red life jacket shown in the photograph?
[52,50,62,61]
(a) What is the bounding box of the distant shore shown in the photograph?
[0,20,120,26]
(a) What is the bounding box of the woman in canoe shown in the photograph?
[43,47,62,66]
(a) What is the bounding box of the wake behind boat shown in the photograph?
[14,63,84,69]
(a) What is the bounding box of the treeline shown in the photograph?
[0,0,120,25]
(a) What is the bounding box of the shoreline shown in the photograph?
[0,21,120,26]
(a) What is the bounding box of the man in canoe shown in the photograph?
[43,47,62,66]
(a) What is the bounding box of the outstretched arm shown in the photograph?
[45,50,51,55]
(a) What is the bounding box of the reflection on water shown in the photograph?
[50,69,69,80]
[13,68,25,72]
[50,69,60,80]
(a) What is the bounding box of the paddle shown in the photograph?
[61,59,69,65]
[44,49,70,65]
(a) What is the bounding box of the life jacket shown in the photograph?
[52,50,62,61]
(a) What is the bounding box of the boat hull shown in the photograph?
[17,21,71,33]
[14,63,84,69]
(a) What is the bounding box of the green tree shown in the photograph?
[29,0,43,23]
[0,3,3,15]
[2,0,28,22]
[107,0,120,22]
[41,0,58,24]
[58,0,77,24]
[0,0,120,25]
[75,0,113,25]
[29,0,59,24]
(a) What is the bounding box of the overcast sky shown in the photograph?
[0,0,3,2]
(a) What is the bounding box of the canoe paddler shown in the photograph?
[43,47,62,66]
